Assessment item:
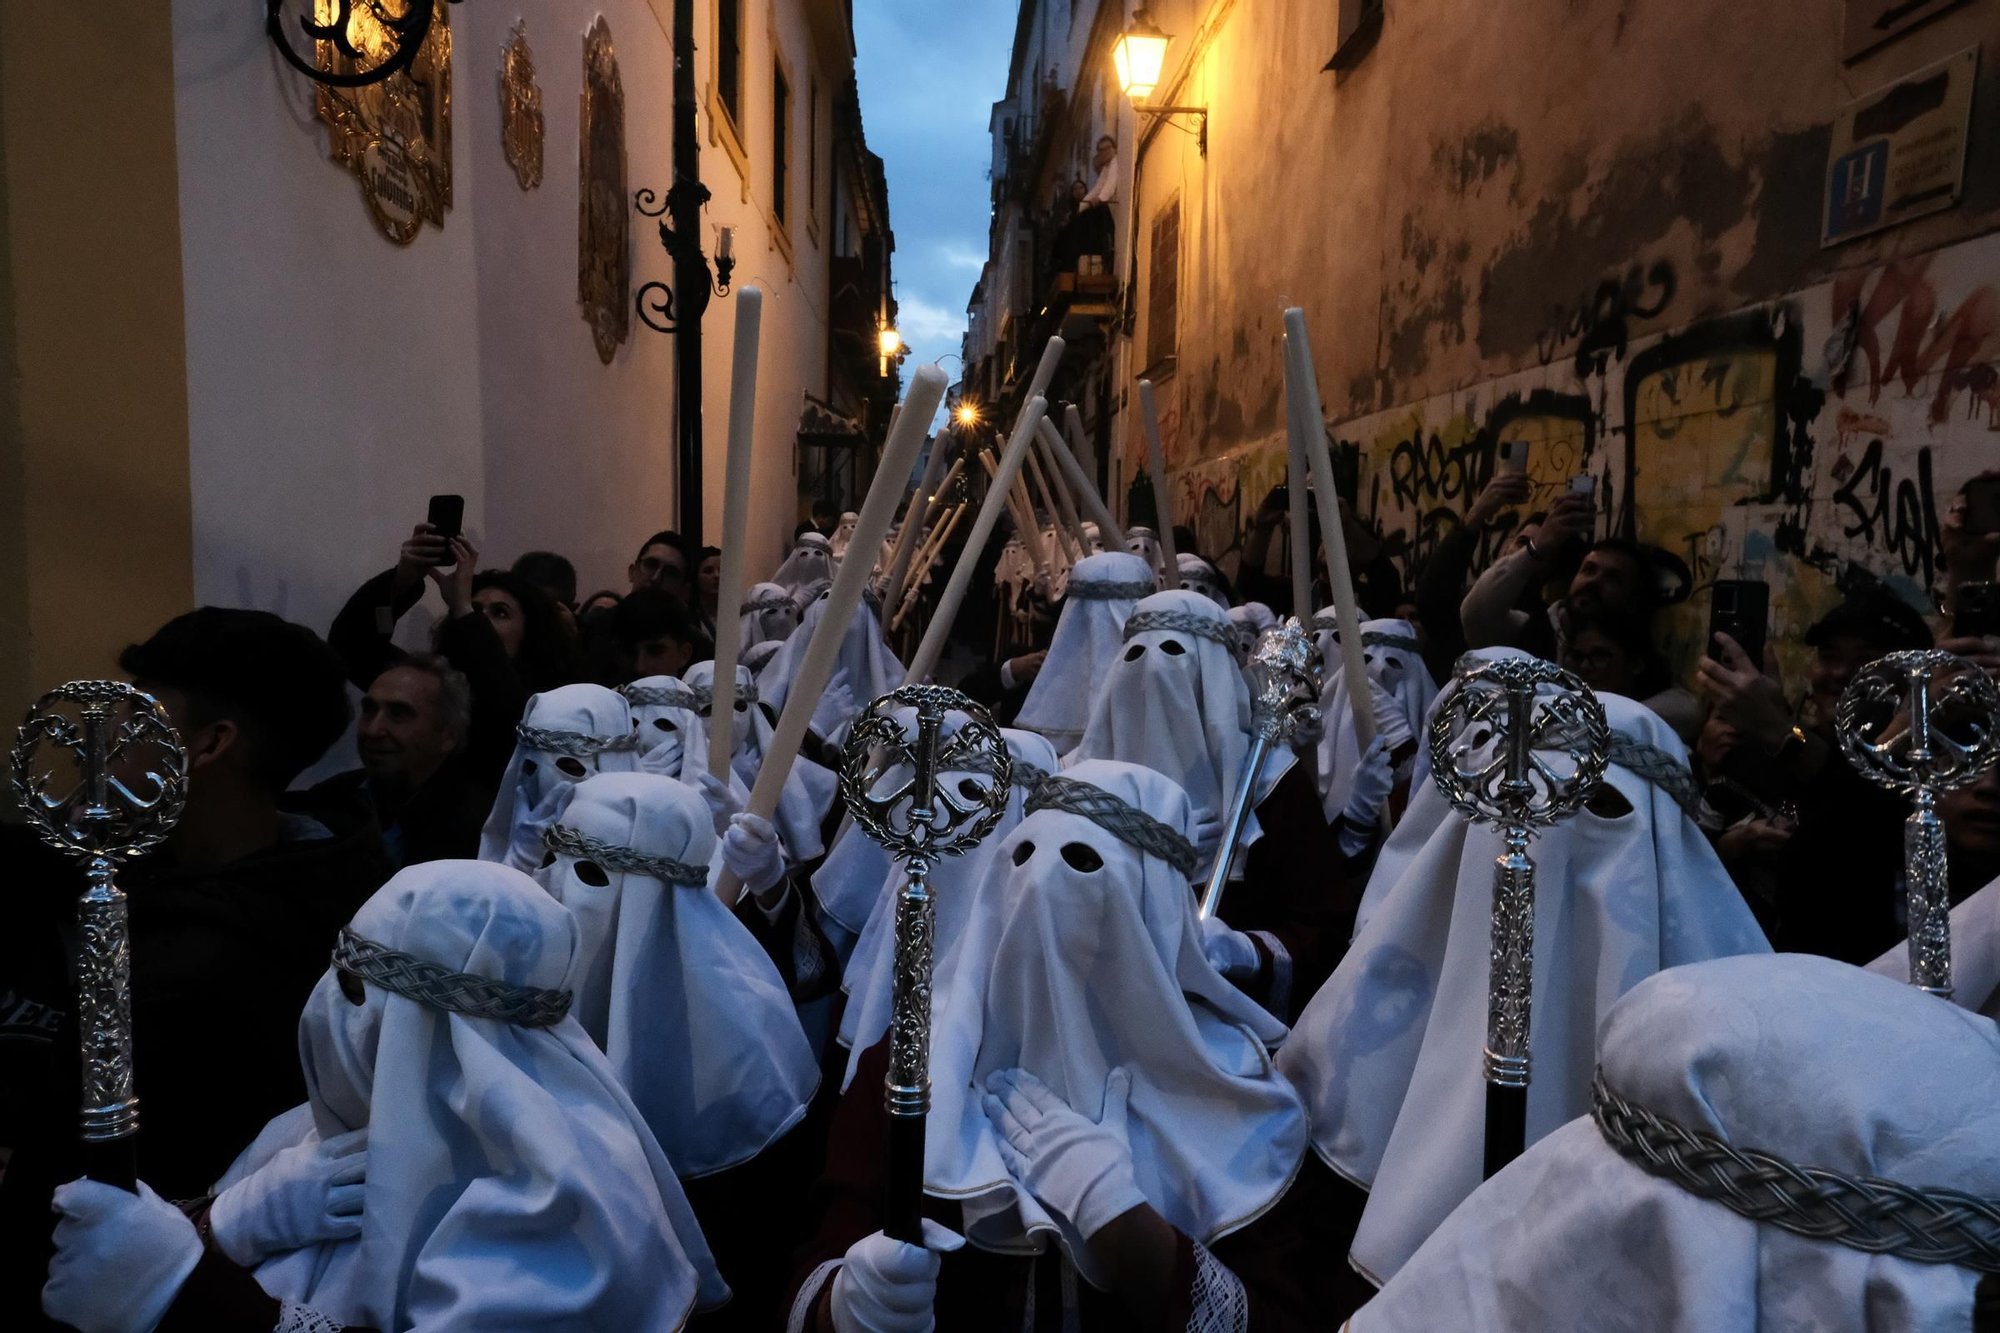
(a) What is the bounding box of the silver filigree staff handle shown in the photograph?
[839,685,1011,1242]
[1836,650,2000,1000]
[1199,618,1322,920]
[1427,656,1608,1180]
[11,681,188,1191]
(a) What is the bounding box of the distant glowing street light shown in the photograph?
[1113,9,1170,102]
[955,402,980,428]
[877,324,903,359]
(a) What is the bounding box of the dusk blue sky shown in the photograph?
[853,0,1018,404]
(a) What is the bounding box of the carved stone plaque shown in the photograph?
[499,20,544,191]
[578,16,629,364]
[313,0,454,245]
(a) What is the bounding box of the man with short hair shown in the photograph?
[0,609,392,1328]
[628,530,691,596]
[511,549,578,610]
[609,586,711,683]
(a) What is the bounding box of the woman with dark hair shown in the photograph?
[694,545,722,639]
[467,567,585,695]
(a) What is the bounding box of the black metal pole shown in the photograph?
[672,0,706,540]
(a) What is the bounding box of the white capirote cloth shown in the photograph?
[1227,602,1278,657]
[757,590,904,746]
[236,860,728,1330]
[772,532,836,598]
[1316,617,1438,820]
[829,511,860,560]
[1353,953,2000,1332]
[1125,526,1166,585]
[1068,589,1289,869]
[834,727,1061,1088]
[739,581,801,654]
[681,658,838,862]
[1868,870,2000,1019]
[535,772,818,1177]
[1177,553,1233,610]
[923,760,1308,1277]
[1279,691,1771,1286]
[477,683,643,872]
[1012,550,1155,753]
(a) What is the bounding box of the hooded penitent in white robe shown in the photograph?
[757,589,904,748]
[1279,691,1770,1288]
[1125,525,1166,585]
[225,860,729,1330]
[535,772,818,1177]
[476,684,644,872]
[828,511,860,560]
[1314,616,1438,821]
[772,532,836,599]
[1176,553,1233,611]
[1011,550,1155,755]
[1351,954,1999,1333]
[679,658,838,861]
[1227,602,1278,659]
[739,582,801,655]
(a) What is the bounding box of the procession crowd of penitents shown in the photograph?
[6,462,2000,1333]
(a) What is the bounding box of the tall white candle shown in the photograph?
[1058,406,1125,549]
[717,364,947,904]
[1137,378,1182,589]
[1022,429,1076,563]
[1034,418,1090,556]
[1283,308,1374,750]
[907,398,1050,686]
[980,449,1050,573]
[879,430,949,600]
[707,286,763,781]
[891,502,968,632]
[1282,333,1312,619]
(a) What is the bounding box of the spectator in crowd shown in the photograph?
[1939,469,2000,633]
[811,497,841,538]
[511,549,578,611]
[609,586,711,684]
[1698,587,1934,963]
[1561,609,1700,743]
[628,529,692,600]
[1412,470,1535,681]
[310,654,491,869]
[1237,486,1404,620]
[580,588,624,617]
[1940,764,2000,907]
[0,609,391,1328]
[694,545,723,638]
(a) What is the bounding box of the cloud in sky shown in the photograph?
[853,0,1017,406]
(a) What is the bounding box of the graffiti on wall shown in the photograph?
[1164,229,2000,686]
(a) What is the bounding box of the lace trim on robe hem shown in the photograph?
[786,1259,842,1333]
[274,1301,347,1333]
[1187,1244,1249,1333]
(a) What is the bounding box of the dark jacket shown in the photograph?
[0,788,391,1328]
[309,757,494,870]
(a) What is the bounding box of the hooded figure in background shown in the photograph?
[1279,690,1770,1292]
[829,511,861,561]
[476,683,644,872]
[758,590,904,749]
[740,582,802,655]
[773,532,837,601]
[1176,553,1233,611]
[1351,954,2000,1333]
[682,658,838,862]
[1011,550,1156,754]
[1125,525,1166,585]
[1228,601,1279,659]
[1314,617,1438,822]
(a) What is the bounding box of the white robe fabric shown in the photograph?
[236,860,729,1330]
[1125,525,1167,585]
[834,726,1060,1089]
[535,773,819,1177]
[742,638,785,678]
[828,511,860,561]
[477,684,643,872]
[1867,870,2000,1018]
[1176,553,1233,611]
[739,581,801,655]
[1069,589,1287,871]
[772,532,836,599]
[1227,602,1278,658]
[923,760,1308,1280]
[681,658,837,861]
[1012,550,1155,754]
[757,590,904,747]
[1315,617,1439,821]
[1279,692,1771,1287]
[1353,954,1998,1333]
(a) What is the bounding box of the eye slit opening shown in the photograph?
[735,700,748,712]
[653,718,677,732]
[556,757,588,778]
[337,970,367,1006]
[1060,842,1104,872]
[521,759,539,775]
[959,778,984,801]
[1385,657,1404,671]
[539,850,558,869]
[1160,639,1186,656]
[1011,841,1035,866]
[574,860,612,887]
[1123,644,1146,662]
[1586,786,1635,819]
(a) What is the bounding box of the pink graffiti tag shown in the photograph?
[1833,257,2000,426]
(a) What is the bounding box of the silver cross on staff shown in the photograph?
[838,684,1011,1242]
[1428,655,1608,1179]
[11,681,188,1191]
[1199,618,1322,920]
[1836,649,2000,1000]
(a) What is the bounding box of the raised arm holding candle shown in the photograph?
[1054,406,1126,549]
[906,398,1050,687]
[715,364,947,905]
[1283,308,1374,753]
[1137,379,1182,589]
[707,286,762,781]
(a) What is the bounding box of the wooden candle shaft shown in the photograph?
[882,453,962,613]
[1034,418,1090,556]
[1022,433,1075,562]
[1052,410,1125,549]
[708,286,763,780]
[881,436,951,596]
[1137,379,1181,588]
[892,503,968,630]
[980,449,1049,572]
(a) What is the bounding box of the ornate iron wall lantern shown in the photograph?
[266,0,462,90]
[634,193,735,335]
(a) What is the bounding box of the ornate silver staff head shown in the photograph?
[1428,655,1608,1096]
[1836,649,2000,999]
[12,681,188,1153]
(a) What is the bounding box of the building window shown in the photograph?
[772,62,790,224]
[716,0,744,130]
[1145,196,1180,373]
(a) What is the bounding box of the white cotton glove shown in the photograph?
[1199,915,1262,981]
[1191,813,1224,871]
[981,1068,1146,1241]
[722,812,786,905]
[830,1220,964,1333]
[695,770,745,837]
[1338,734,1397,858]
[207,1127,367,1267]
[43,1179,203,1333]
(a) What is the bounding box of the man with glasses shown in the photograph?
[627,530,691,596]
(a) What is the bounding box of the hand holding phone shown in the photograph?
[426,495,465,570]
[1708,579,1770,673]
[1498,440,1530,476]
[1954,582,2000,639]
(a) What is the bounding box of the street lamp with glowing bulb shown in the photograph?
[1113,8,1207,155]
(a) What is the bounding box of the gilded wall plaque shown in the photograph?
[499,21,544,191]
[312,0,454,245]
[578,17,629,364]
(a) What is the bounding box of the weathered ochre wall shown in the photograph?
[1129,0,1999,679]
